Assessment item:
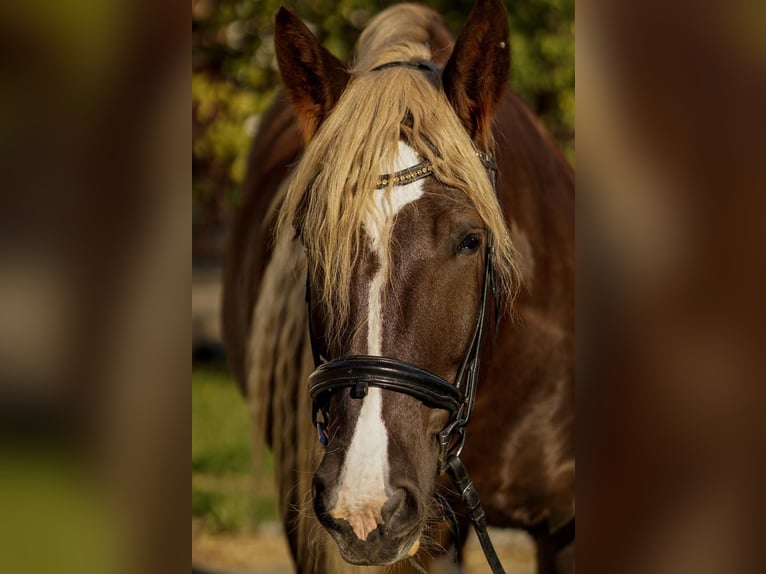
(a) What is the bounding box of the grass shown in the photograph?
[192,363,277,533]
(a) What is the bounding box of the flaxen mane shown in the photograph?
[277,4,519,343]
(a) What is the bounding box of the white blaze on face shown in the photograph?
[329,141,425,541]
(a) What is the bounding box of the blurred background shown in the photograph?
[191,1,572,572]
[1,1,187,573]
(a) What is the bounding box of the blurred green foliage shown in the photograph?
[192,0,573,225]
[192,364,252,474]
[192,364,276,532]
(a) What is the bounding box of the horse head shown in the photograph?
[274,0,516,565]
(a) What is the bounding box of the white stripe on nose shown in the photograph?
[329,141,424,541]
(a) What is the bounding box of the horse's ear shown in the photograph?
[443,0,510,150]
[275,6,350,142]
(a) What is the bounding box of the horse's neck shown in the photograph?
[474,89,574,532]
[497,89,574,310]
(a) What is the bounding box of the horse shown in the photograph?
[222,1,574,572]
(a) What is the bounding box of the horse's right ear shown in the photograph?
[275,7,350,142]
[442,0,510,150]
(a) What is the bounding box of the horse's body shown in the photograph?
[223,2,573,572]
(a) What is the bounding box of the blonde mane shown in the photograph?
[278,4,518,340]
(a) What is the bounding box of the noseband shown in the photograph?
[304,61,507,574]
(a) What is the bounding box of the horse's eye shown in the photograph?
[458,233,482,253]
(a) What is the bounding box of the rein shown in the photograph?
[304,61,507,574]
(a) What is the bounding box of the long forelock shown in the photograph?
[277,14,518,345]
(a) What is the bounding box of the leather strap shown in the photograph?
[309,356,462,414]
[446,456,506,574]
[371,60,441,74]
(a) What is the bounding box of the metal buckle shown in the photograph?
[437,416,468,474]
[312,402,329,446]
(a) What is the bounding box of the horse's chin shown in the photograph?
[332,527,423,566]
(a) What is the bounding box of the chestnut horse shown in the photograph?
[222,1,574,572]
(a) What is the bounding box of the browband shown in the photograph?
[376,152,497,189]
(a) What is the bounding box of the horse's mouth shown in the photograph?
[331,523,423,566]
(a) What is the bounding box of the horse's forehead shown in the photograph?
[362,141,426,248]
[390,140,421,182]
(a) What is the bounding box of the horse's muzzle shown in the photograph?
[313,475,423,565]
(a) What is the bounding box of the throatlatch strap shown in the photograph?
[446,455,506,574]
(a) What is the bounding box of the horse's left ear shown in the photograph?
[443,0,510,150]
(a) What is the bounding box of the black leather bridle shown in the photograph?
[303,60,508,574]
[306,148,498,468]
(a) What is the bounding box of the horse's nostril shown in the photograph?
[381,488,405,523]
[381,485,420,534]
